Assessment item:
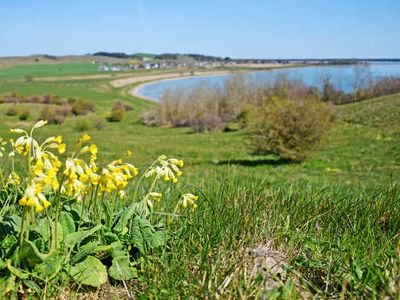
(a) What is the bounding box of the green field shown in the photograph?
[0,62,107,80]
[0,65,399,298]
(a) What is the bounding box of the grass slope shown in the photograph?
[0,72,399,298]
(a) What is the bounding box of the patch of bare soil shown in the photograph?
[246,243,288,290]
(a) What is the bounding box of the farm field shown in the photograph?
[0,64,399,298]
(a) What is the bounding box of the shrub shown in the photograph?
[5,105,18,116]
[93,117,106,130]
[113,101,133,111]
[247,97,333,162]
[39,104,71,125]
[140,110,158,126]
[74,116,106,132]
[108,108,125,122]
[71,99,96,116]
[74,117,93,132]
[18,107,31,120]
[187,114,224,133]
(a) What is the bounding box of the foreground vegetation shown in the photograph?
[0,64,399,298]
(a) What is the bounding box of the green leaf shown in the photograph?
[108,256,137,281]
[130,217,154,254]
[22,279,42,296]
[71,241,100,264]
[130,218,144,254]
[70,256,107,287]
[19,239,45,266]
[34,218,65,247]
[113,205,135,233]
[0,275,17,297]
[6,260,29,279]
[64,225,102,249]
[59,212,75,235]
[109,241,125,258]
[34,253,64,280]
[150,231,168,249]
[1,235,17,253]
[0,215,21,235]
[34,217,51,241]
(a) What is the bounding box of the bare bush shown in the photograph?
[5,105,18,116]
[18,107,32,120]
[39,104,72,125]
[112,101,133,111]
[141,76,322,132]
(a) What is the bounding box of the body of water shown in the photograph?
[136,62,400,101]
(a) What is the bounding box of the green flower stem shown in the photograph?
[19,207,26,246]
[53,175,65,250]
[107,191,118,228]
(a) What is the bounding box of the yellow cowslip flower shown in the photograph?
[58,143,66,154]
[118,190,125,199]
[89,144,97,155]
[19,180,51,212]
[82,133,91,142]
[179,193,199,211]
[98,160,138,195]
[76,133,91,145]
[55,135,62,144]
[126,150,133,157]
[144,192,162,208]
[32,120,48,129]
[0,138,7,158]
[35,204,44,213]
[145,155,184,184]
[34,159,44,176]
[6,172,21,185]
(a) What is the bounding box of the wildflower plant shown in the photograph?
[0,121,198,298]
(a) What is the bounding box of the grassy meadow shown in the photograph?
[0,64,399,298]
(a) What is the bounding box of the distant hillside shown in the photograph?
[91,52,227,62]
[92,52,156,61]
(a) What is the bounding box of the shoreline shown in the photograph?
[129,71,239,101]
[129,62,379,101]
[127,64,302,101]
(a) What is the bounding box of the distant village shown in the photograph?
[95,60,227,72]
[91,52,373,72]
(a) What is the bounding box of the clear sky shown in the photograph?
[0,0,399,58]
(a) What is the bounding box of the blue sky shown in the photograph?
[0,0,399,58]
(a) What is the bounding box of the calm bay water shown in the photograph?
[136,62,400,101]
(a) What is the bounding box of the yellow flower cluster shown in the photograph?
[62,135,138,202]
[0,138,7,158]
[179,193,198,211]
[144,192,162,208]
[99,160,138,194]
[9,121,65,212]
[6,172,21,186]
[145,155,184,183]
[2,121,198,216]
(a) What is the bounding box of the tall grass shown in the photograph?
[140,173,400,298]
